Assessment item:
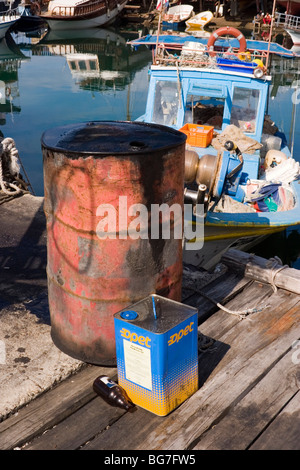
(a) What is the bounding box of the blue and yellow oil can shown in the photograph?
[114,295,198,416]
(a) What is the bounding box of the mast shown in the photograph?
[265,0,277,72]
[154,0,163,65]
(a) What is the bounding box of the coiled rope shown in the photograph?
[0,137,32,201]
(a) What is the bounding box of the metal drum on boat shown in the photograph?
[42,121,186,365]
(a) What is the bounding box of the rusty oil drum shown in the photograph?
[42,121,186,365]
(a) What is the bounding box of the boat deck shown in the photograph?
[0,194,299,451]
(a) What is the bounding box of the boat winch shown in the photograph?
[184,140,245,213]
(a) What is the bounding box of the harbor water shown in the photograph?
[1,22,300,266]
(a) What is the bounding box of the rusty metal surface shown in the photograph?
[42,121,186,365]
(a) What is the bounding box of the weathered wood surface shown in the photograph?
[0,365,116,450]
[0,263,299,451]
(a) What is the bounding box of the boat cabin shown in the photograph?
[142,64,271,148]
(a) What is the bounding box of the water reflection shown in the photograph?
[0,34,28,127]
[33,27,151,92]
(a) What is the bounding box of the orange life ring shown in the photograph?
[207,27,247,56]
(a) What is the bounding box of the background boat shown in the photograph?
[277,0,300,16]
[185,10,213,29]
[0,5,22,39]
[39,0,128,30]
[162,4,194,30]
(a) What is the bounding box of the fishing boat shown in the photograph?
[0,5,22,39]
[38,0,128,31]
[185,10,213,29]
[130,27,300,269]
[162,4,194,30]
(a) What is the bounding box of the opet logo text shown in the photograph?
[168,321,194,346]
[120,328,151,348]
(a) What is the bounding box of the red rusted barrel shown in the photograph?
[42,121,186,365]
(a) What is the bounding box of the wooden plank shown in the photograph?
[196,281,274,389]
[198,280,273,341]
[23,396,126,450]
[0,365,116,450]
[222,248,300,294]
[69,406,161,451]
[249,391,300,450]
[124,4,141,8]
[132,289,300,450]
[193,349,300,449]
[183,269,252,324]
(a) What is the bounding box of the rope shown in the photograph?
[0,137,29,197]
[189,255,289,319]
[188,286,270,321]
[265,256,289,293]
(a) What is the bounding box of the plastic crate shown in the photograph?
[216,57,256,74]
[179,124,214,147]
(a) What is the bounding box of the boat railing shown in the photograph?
[275,12,300,31]
[153,43,268,75]
[50,0,105,16]
[1,6,20,19]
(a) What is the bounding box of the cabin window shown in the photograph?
[89,61,97,71]
[152,80,179,126]
[69,61,77,71]
[78,61,87,71]
[230,87,260,133]
[183,94,224,130]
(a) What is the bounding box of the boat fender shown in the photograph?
[207,27,247,57]
[253,58,264,69]
[264,150,288,169]
[238,51,251,61]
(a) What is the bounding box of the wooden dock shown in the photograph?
[0,248,299,451]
